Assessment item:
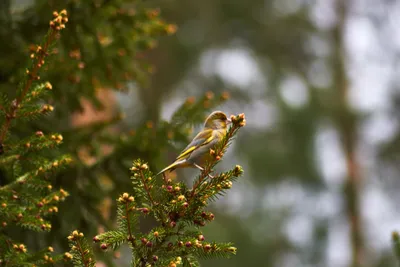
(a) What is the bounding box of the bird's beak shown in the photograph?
[227,118,232,125]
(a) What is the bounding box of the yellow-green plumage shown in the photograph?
[157,111,231,176]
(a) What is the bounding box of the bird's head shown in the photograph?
[204,111,231,130]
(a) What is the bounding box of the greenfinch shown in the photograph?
[157,111,231,176]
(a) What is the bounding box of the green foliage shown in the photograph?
[1,1,248,266]
[0,4,238,264]
[69,114,245,266]
[1,0,196,261]
[67,230,96,267]
[0,236,64,267]
[0,9,70,266]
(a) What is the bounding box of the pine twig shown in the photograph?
[125,202,136,248]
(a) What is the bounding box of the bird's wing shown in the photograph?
[175,128,214,161]
[156,129,215,176]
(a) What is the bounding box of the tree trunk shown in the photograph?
[333,1,364,266]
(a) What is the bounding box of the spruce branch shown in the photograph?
[0,236,65,266]
[0,155,72,191]
[0,10,68,145]
[138,165,157,207]
[117,193,138,248]
[68,230,96,267]
[126,201,137,248]
[131,161,168,224]
[0,9,72,267]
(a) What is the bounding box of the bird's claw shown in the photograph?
[193,163,214,178]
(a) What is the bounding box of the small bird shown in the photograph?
[157,111,231,176]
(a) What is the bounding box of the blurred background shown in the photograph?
[3,0,400,266]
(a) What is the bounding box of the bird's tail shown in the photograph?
[156,160,186,176]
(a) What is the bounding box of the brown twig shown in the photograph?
[189,167,212,200]
[75,240,90,267]
[125,202,136,248]
[333,1,363,267]
[139,170,156,206]
[139,169,169,224]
